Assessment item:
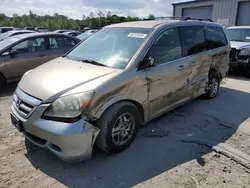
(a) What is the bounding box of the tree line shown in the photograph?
[0,11,155,30]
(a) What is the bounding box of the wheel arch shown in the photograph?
[94,98,145,125]
[209,67,222,81]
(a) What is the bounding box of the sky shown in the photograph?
[0,0,187,19]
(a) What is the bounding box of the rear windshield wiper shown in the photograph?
[81,59,109,68]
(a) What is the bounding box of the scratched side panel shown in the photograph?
[88,70,148,121]
[185,51,212,99]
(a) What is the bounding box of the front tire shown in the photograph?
[95,102,140,154]
[204,72,220,99]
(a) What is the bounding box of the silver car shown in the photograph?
[10,18,230,162]
[227,26,250,74]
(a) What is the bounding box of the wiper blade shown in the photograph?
[81,59,109,67]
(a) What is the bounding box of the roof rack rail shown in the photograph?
[155,16,213,22]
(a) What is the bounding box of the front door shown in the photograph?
[144,27,191,118]
[5,37,49,79]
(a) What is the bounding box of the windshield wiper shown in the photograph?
[81,59,109,67]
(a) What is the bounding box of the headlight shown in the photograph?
[43,91,94,118]
[239,48,250,56]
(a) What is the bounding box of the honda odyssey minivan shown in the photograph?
[10,18,230,162]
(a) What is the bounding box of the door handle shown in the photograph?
[177,65,185,70]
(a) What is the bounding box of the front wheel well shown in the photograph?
[97,100,145,125]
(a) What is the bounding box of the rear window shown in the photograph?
[179,26,206,56]
[49,36,76,49]
[205,26,227,50]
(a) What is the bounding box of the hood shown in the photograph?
[230,41,250,50]
[19,57,117,102]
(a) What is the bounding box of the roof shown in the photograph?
[8,30,35,34]
[105,19,219,29]
[0,26,14,28]
[172,0,210,5]
[105,20,181,29]
[9,32,75,40]
[227,26,250,29]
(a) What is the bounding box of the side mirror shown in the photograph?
[9,49,18,57]
[148,56,155,67]
[139,56,155,70]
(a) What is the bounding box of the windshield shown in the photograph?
[0,32,11,41]
[0,37,18,51]
[68,27,152,69]
[226,29,250,42]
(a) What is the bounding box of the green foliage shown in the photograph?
[0,11,155,30]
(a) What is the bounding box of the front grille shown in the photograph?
[230,48,239,60]
[13,88,42,118]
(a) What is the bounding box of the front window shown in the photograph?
[226,29,250,42]
[67,27,152,69]
[12,37,46,54]
[0,32,11,41]
[146,27,182,65]
[0,37,19,51]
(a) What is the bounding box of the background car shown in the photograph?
[0,32,80,86]
[227,26,250,75]
[0,27,15,33]
[62,31,82,37]
[53,29,75,33]
[24,27,35,31]
[76,30,98,41]
[0,30,37,41]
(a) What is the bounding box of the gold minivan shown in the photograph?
[10,18,230,162]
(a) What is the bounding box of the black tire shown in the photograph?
[0,74,6,88]
[204,72,220,99]
[95,101,140,154]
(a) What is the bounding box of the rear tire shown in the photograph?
[95,102,140,154]
[204,72,220,99]
[0,74,6,88]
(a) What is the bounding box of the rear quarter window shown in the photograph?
[205,26,228,50]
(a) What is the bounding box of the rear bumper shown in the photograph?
[11,104,100,162]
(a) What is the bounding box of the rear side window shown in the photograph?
[179,26,206,56]
[205,26,228,50]
[49,36,76,49]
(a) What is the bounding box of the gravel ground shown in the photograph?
[0,76,250,188]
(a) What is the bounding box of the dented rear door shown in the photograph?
[143,27,191,118]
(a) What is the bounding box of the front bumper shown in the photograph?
[11,103,100,162]
[229,58,249,69]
